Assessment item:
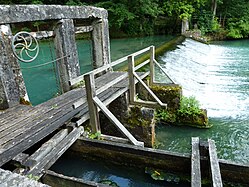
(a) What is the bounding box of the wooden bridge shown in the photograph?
[0,46,169,177]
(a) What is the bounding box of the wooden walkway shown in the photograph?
[0,71,149,167]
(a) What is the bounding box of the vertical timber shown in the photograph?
[54,19,80,93]
[149,46,155,86]
[84,73,101,133]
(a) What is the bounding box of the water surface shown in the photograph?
[157,39,249,164]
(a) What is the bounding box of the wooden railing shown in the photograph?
[71,45,175,147]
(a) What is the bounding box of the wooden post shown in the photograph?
[128,55,136,104]
[208,139,223,187]
[149,46,155,86]
[191,137,201,187]
[54,19,80,93]
[84,73,101,133]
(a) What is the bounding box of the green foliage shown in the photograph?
[27,174,39,181]
[227,18,249,38]
[155,109,176,123]
[89,131,101,140]
[178,96,202,117]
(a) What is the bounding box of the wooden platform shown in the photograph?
[0,71,147,167]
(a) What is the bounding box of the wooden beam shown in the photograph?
[208,139,223,187]
[134,59,150,71]
[150,46,155,85]
[133,72,167,108]
[191,137,201,187]
[93,96,144,147]
[23,129,69,169]
[84,73,100,133]
[69,46,151,86]
[128,55,136,104]
[26,127,84,177]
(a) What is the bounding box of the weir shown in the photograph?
[0,4,248,187]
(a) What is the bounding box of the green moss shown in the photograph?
[126,105,152,128]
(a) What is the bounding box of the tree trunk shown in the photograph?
[211,0,217,19]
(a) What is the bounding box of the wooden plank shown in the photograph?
[0,105,83,166]
[0,91,80,147]
[95,72,128,95]
[208,139,223,187]
[150,46,155,85]
[134,59,150,71]
[84,73,100,133]
[24,129,69,169]
[191,137,201,187]
[100,134,129,144]
[128,55,136,104]
[133,72,167,108]
[93,96,144,147]
[26,127,84,177]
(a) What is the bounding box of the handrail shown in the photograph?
[153,59,175,84]
[69,46,151,86]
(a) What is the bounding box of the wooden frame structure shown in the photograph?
[71,45,175,147]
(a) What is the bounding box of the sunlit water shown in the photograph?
[157,38,249,164]
[20,35,174,105]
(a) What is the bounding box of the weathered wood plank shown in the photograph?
[134,59,150,71]
[84,73,100,133]
[150,46,155,85]
[128,55,136,104]
[133,72,167,108]
[0,92,81,146]
[208,139,223,187]
[26,127,84,177]
[191,137,201,187]
[24,129,69,169]
[69,46,151,86]
[0,105,83,166]
[153,59,175,84]
[93,96,144,147]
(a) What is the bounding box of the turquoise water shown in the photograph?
[51,153,189,187]
[157,39,249,164]
[20,35,174,105]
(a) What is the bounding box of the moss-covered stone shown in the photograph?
[150,84,182,112]
[150,84,210,128]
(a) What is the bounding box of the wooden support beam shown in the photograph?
[84,73,101,133]
[23,129,68,169]
[26,127,84,178]
[133,72,167,108]
[149,46,155,85]
[93,96,144,147]
[128,55,136,104]
[208,139,223,187]
[191,137,201,187]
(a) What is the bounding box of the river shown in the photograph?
[156,38,249,164]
